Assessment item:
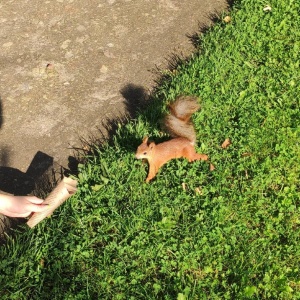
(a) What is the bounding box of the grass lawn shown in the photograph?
[1,0,299,299]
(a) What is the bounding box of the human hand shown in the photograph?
[0,194,48,218]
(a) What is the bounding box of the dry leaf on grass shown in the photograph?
[263,5,272,12]
[195,187,203,195]
[223,16,231,23]
[221,138,231,149]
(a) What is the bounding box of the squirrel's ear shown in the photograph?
[142,136,149,144]
[149,142,155,149]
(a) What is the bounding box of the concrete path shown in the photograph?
[0,0,228,194]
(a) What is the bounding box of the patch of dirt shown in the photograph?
[0,0,228,191]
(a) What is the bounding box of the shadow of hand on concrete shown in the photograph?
[0,151,56,243]
[0,151,54,196]
[0,167,35,196]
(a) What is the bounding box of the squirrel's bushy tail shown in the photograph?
[164,95,200,144]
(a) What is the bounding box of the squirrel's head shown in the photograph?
[135,136,155,160]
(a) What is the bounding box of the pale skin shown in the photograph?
[0,194,48,218]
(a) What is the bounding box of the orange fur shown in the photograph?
[135,96,208,182]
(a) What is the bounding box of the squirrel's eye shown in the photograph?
[143,152,147,155]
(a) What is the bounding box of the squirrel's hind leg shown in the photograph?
[184,146,208,162]
[193,153,209,161]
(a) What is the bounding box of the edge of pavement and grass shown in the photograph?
[1,0,299,299]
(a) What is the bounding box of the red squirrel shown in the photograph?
[135,95,208,182]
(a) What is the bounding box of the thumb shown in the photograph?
[26,196,45,204]
[26,203,50,213]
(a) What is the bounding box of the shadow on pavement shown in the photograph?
[120,83,150,118]
[0,151,59,244]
